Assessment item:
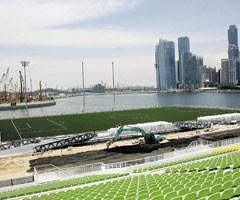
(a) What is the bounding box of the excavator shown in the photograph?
[106,125,164,149]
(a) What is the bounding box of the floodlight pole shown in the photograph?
[112,62,116,109]
[21,61,30,110]
[82,61,85,111]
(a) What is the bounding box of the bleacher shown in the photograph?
[1,144,240,199]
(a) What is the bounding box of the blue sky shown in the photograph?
[0,0,239,89]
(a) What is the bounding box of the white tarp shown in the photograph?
[107,121,175,136]
[197,113,240,122]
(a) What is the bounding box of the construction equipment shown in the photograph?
[7,78,14,104]
[2,68,9,102]
[106,125,164,149]
[0,74,6,102]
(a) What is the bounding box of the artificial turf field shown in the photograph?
[0,106,238,141]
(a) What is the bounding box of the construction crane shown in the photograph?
[0,74,5,84]
[2,68,9,102]
[106,125,164,149]
[14,83,18,103]
[7,78,14,104]
[0,74,6,102]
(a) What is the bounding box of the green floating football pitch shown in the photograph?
[0,106,237,141]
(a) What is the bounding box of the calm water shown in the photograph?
[1,92,240,119]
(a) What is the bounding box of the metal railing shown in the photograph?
[34,163,104,183]
[0,176,34,188]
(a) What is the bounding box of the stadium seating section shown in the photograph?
[0,174,128,200]
[132,150,234,173]
[1,148,240,200]
[213,144,240,153]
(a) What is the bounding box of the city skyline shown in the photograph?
[0,0,240,89]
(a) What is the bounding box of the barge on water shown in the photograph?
[0,100,56,111]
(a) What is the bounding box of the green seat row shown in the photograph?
[0,173,129,200]
[133,150,234,173]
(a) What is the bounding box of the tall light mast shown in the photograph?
[82,61,85,111]
[21,61,30,110]
[112,62,116,109]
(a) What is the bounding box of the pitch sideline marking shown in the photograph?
[11,120,23,140]
[26,123,32,129]
[20,128,63,134]
[46,119,68,130]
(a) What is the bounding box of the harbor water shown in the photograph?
[1,92,240,120]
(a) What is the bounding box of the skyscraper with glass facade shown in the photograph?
[228,25,239,84]
[178,37,190,84]
[181,52,197,89]
[155,39,176,91]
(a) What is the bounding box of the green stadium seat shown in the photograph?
[183,192,197,200]
[234,185,240,196]
[196,178,206,185]
[233,172,240,179]
[233,177,240,186]
[172,197,183,200]
[190,177,198,182]
[221,188,234,200]
[113,196,124,200]
[126,193,136,199]
[137,193,149,200]
[201,181,212,189]
[127,198,137,200]
[210,184,222,194]
[212,178,222,185]
[138,189,148,196]
[185,181,195,188]
[170,182,179,188]
[151,194,164,200]
[178,188,189,196]
[222,180,233,190]
[223,170,232,176]
[162,187,173,195]
[197,188,210,199]
[223,175,232,182]
[165,191,177,200]
[190,184,201,192]
[173,184,183,191]
[149,187,159,194]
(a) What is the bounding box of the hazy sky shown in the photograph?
[0,0,239,90]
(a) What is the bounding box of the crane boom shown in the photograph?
[0,74,5,83]
[4,68,9,82]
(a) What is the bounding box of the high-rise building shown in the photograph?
[221,59,230,83]
[155,39,176,91]
[196,57,204,86]
[228,25,238,46]
[198,65,208,87]
[178,37,190,85]
[181,52,197,89]
[234,59,240,84]
[216,69,221,84]
[208,67,217,84]
[228,25,239,84]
